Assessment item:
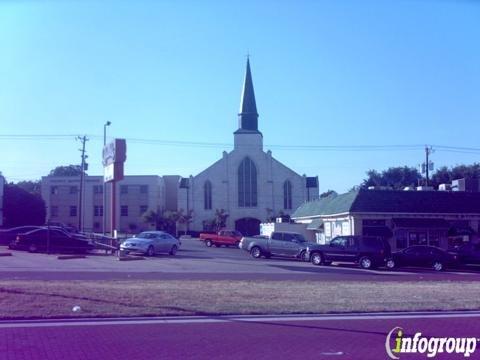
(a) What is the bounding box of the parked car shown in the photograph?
[120,231,180,256]
[46,222,78,233]
[391,245,458,271]
[306,236,392,270]
[450,243,480,265]
[239,231,309,260]
[9,228,93,253]
[199,230,243,247]
[0,226,42,245]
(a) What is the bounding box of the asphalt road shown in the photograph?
[1,311,480,359]
[1,239,479,281]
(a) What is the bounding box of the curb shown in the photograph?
[118,256,145,261]
[57,255,87,260]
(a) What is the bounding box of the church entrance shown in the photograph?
[235,218,261,236]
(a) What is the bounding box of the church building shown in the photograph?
[178,59,318,235]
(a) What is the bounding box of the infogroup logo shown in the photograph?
[385,327,478,359]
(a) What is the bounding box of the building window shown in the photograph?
[51,186,58,195]
[140,185,148,194]
[93,185,103,194]
[204,181,212,210]
[50,206,58,218]
[238,157,257,207]
[94,206,103,217]
[395,229,408,249]
[121,205,128,216]
[283,180,292,210]
[93,222,100,229]
[120,185,128,194]
[428,230,442,248]
[69,186,78,194]
[69,206,77,217]
[409,232,427,246]
[140,205,148,215]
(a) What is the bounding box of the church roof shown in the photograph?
[236,58,260,134]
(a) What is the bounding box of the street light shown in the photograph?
[103,121,111,234]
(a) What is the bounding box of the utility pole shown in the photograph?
[103,121,111,235]
[77,136,89,232]
[424,146,434,187]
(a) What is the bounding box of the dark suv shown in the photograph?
[305,235,392,269]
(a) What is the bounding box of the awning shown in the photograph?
[392,218,450,228]
[363,226,393,238]
[307,218,324,230]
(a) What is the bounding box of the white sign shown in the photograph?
[104,163,114,182]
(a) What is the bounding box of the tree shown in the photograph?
[213,209,229,231]
[175,208,194,236]
[320,190,337,198]
[141,209,176,235]
[49,165,84,177]
[430,163,480,189]
[15,180,41,195]
[361,167,422,190]
[3,184,46,227]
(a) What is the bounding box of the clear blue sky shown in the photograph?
[1,0,479,193]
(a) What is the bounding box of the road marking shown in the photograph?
[1,311,480,329]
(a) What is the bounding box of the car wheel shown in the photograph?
[205,239,213,247]
[235,241,240,248]
[299,250,307,262]
[311,252,323,266]
[28,243,38,253]
[359,256,373,269]
[146,246,155,257]
[250,246,262,259]
[386,259,395,270]
[169,245,178,256]
[433,261,444,271]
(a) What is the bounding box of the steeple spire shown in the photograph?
[236,57,260,133]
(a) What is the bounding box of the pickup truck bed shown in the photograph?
[199,230,242,247]
[239,232,309,260]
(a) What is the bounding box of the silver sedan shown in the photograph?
[120,231,180,256]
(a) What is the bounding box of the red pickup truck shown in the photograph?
[199,230,243,248]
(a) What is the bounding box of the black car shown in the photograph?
[0,226,42,245]
[9,228,93,254]
[305,235,392,269]
[391,245,457,271]
[451,243,480,265]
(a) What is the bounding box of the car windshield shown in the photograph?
[137,232,157,239]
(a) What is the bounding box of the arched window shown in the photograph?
[283,180,292,210]
[204,181,212,210]
[238,157,257,207]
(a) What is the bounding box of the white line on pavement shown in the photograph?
[1,311,480,329]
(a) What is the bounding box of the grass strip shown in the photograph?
[0,280,478,319]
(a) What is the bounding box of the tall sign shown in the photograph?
[102,139,127,182]
[102,139,127,237]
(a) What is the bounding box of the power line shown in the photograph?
[1,133,480,153]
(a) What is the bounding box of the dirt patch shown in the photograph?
[0,280,479,319]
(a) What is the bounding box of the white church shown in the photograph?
[178,59,318,235]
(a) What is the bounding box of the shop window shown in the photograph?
[69,206,77,217]
[395,229,408,249]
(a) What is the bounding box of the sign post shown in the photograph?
[102,139,126,239]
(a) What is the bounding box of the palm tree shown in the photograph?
[214,209,229,231]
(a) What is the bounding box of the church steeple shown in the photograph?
[236,58,260,134]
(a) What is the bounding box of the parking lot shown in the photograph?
[0,238,479,281]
